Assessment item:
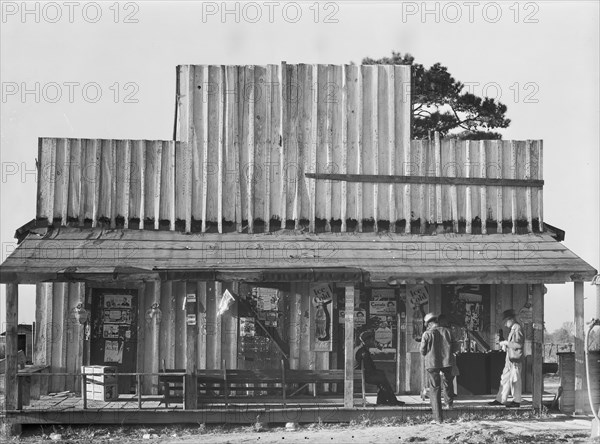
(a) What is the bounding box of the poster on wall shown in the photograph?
[374,319,394,347]
[460,291,483,331]
[310,284,333,351]
[464,302,483,331]
[369,300,397,315]
[254,287,279,311]
[369,314,396,360]
[372,288,396,301]
[104,294,132,308]
[338,309,366,326]
[407,284,429,346]
[103,309,132,324]
[366,288,398,360]
[252,287,280,327]
[102,325,119,339]
[519,287,534,324]
[240,317,256,337]
[104,340,123,363]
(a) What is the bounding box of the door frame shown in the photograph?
[84,282,146,379]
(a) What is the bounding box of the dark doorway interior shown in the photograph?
[88,288,138,394]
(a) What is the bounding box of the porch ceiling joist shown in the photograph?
[0,228,596,285]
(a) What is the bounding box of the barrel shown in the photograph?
[557,351,600,414]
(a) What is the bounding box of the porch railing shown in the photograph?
[15,371,186,410]
[15,367,367,411]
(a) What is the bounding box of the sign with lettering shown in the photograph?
[372,288,395,301]
[310,284,333,351]
[370,300,397,315]
[311,283,333,305]
[407,284,429,309]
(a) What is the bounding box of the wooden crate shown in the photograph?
[82,365,118,401]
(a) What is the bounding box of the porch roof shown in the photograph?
[0,228,596,285]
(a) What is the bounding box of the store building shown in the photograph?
[1,63,596,433]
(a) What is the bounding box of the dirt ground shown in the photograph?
[6,414,599,444]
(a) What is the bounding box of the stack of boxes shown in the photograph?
[82,365,118,401]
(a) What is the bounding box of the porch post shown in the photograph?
[574,281,586,414]
[344,285,355,409]
[4,283,21,436]
[595,275,600,318]
[531,283,544,411]
[151,281,161,395]
[185,282,198,410]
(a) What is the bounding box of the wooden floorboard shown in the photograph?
[9,402,547,425]
[18,392,555,413]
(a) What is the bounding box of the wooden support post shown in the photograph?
[201,66,209,233]
[574,281,586,414]
[344,285,355,409]
[281,358,287,405]
[396,315,401,392]
[397,310,406,394]
[532,283,544,411]
[596,277,600,319]
[217,67,224,234]
[223,359,229,408]
[136,374,142,409]
[4,283,22,436]
[151,282,161,395]
[185,283,199,410]
[82,372,87,409]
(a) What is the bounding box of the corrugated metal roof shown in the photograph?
[0,228,595,284]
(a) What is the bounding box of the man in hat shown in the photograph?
[420,313,454,423]
[438,313,460,400]
[489,309,524,407]
[354,330,405,406]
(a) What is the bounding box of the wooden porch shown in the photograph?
[5,251,596,432]
[5,391,556,425]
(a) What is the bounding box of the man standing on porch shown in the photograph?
[489,309,524,408]
[420,313,454,423]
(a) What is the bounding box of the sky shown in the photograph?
[0,0,598,332]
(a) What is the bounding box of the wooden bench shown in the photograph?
[284,369,365,399]
[216,369,283,400]
[158,367,186,409]
[159,365,366,407]
[159,368,282,407]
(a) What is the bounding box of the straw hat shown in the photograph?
[423,312,437,324]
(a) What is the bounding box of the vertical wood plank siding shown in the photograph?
[35,64,542,233]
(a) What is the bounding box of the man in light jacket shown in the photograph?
[420,313,454,423]
[489,309,524,407]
